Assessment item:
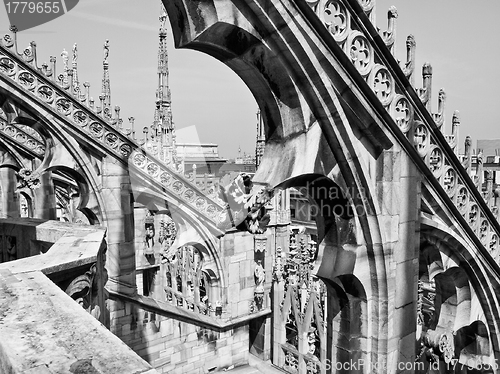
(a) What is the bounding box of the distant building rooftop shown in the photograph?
[477,139,500,156]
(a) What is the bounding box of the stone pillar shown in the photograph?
[486,170,494,206]
[0,167,19,219]
[378,149,421,372]
[33,170,56,219]
[271,226,289,368]
[102,157,136,295]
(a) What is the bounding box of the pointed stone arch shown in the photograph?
[419,218,500,370]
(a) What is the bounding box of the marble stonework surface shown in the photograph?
[0,218,158,374]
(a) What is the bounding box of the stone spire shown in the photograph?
[255,109,265,168]
[101,39,111,118]
[72,43,80,95]
[152,4,176,165]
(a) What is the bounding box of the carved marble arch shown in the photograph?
[0,84,108,226]
[0,87,104,224]
[417,238,495,373]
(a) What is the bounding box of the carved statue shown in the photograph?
[254,260,265,286]
[144,211,155,255]
[158,215,178,261]
[103,39,109,62]
[72,43,78,64]
[6,236,17,261]
[145,225,154,248]
[159,6,167,30]
[253,260,266,310]
[307,327,317,355]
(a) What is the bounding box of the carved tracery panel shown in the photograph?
[274,230,328,374]
[162,244,209,315]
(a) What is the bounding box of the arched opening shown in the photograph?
[417,236,494,373]
[271,173,366,374]
[19,191,33,218]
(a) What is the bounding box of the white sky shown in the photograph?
[1,0,499,157]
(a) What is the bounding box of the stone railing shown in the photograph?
[0,29,226,228]
[0,218,157,373]
[304,0,500,256]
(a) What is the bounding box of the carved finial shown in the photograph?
[476,151,484,188]
[61,48,69,71]
[422,62,432,77]
[82,81,90,105]
[418,62,433,110]
[407,34,416,48]
[8,25,18,53]
[433,88,446,129]
[29,41,37,65]
[388,5,398,18]
[449,110,460,155]
[114,105,120,124]
[403,34,416,84]
[98,94,105,114]
[452,110,460,126]
[462,135,472,173]
[381,6,398,54]
[486,170,493,181]
[438,88,446,102]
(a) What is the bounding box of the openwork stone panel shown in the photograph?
[0,117,45,156]
[163,244,210,316]
[273,231,328,374]
[130,150,224,223]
